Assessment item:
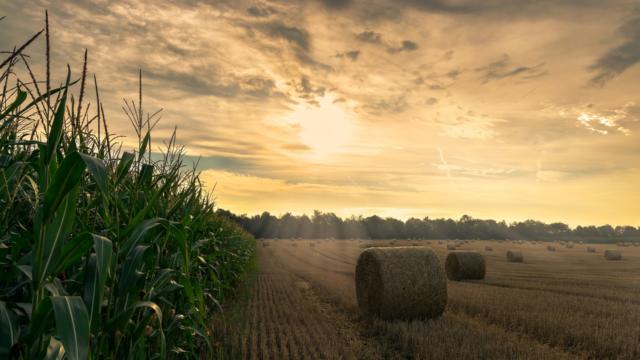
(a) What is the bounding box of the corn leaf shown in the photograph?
[51,296,89,360]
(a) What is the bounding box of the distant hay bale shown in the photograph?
[587,246,596,253]
[547,245,556,252]
[355,247,447,320]
[484,246,493,251]
[566,243,574,249]
[446,244,456,251]
[506,250,523,263]
[604,250,622,261]
[445,251,486,281]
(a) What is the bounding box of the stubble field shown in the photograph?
[220,239,640,359]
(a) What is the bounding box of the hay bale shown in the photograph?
[355,247,447,320]
[587,246,596,253]
[547,245,556,252]
[446,244,456,251]
[484,246,493,251]
[445,251,486,281]
[566,243,574,249]
[604,250,622,260]
[506,250,523,263]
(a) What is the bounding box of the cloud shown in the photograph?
[388,40,418,53]
[475,54,546,83]
[257,21,310,51]
[246,5,278,17]
[364,96,409,114]
[576,112,630,135]
[336,50,360,61]
[293,76,326,102]
[320,0,353,9]
[589,14,640,86]
[355,30,382,44]
[425,97,439,105]
[143,66,278,99]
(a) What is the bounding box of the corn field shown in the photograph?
[0,15,254,359]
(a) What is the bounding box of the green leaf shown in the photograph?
[121,218,163,257]
[54,232,93,274]
[51,296,89,360]
[0,86,27,122]
[78,153,108,195]
[115,152,134,186]
[0,301,18,358]
[83,235,112,331]
[139,131,150,161]
[45,68,71,164]
[34,186,80,289]
[43,151,86,221]
[137,163,154,188]
[117,245,150,298]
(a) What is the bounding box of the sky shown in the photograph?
[2,0,640,226]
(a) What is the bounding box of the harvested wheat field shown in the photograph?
[217,239,640,359]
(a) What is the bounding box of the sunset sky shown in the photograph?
[2,0,640,226]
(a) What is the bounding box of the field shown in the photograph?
[223,239,640,359]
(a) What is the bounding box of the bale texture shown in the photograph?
[355,247,447,320]
[445,251,486,281]
[506,250,523,263]
[604,250,622,260]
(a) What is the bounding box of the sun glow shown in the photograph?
[280,97,356,160]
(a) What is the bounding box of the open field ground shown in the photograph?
[225,239,640,359]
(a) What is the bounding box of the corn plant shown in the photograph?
[0,14,254,359]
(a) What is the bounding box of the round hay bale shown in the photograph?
[355,247,447,320]
[484,246,493,251]
[506,250,523,263]
[446,244,456,251]
[604,250,622,260]
[547,245,556,252]
[587,246,596,253]
[445,251,486,281]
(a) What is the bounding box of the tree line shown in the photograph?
[216,210,640,243]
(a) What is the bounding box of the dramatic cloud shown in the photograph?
[2,0,639,226]
[589,14,640,86]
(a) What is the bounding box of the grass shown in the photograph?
[0,15,254,359]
